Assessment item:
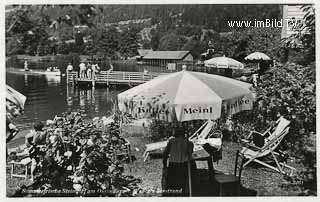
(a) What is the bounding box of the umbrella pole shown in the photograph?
[188,160,192,196]
[187,131,192,196]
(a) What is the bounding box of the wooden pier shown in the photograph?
[66,70,166,87]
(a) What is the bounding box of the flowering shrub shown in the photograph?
[12,111,141,197]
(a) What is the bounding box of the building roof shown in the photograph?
[137,49,153,57]
[143,51,191,60]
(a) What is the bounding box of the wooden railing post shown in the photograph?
[128,72,131,85]
[107,70,110,86]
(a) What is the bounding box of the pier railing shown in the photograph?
[67,70,166,86]
[66,71,78,85]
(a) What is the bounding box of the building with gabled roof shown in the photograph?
[137,49,153,58]
[140,50,193,67]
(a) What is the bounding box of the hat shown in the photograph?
[174,126,185,137]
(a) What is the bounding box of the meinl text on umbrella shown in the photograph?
[183,107,214,114]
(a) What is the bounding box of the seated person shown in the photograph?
[25,122,47,181]
[241,120,279,149]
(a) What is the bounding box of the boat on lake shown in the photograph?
[6,68,64,76]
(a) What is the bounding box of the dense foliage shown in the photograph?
[6,5,282,59]
[231,62,316,193]
[10,111,141,197]
[285,5,315,65]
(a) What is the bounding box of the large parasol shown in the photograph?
[204,56,244,69]
[118,70,254,196]
[118,70,254,122]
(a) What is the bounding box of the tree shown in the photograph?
[181,37,206,59]
[285,5,315,64]
[150,34,160,50]
[141,39,151,49]
[158,33,187,51]
[119,27,140,58]
[98,27,120,59]
[57,42,71,55]
[74,31,85,53]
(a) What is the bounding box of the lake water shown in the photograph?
[6,72,127,131]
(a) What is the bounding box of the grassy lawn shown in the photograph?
[122,124,303,196]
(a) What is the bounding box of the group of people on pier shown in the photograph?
[66,62,101,80]
[78,62,100,79]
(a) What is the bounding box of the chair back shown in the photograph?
[267,117,290,141]
[260,127,290,155]
[234,150,246,179]
[189,120,215,140]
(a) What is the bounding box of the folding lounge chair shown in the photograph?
[240,121,296,174]
[241,116,290,147]
[143,120,215,162]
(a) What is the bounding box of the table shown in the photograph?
[192,148,217,181]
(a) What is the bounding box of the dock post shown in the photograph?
[74,72,78,86]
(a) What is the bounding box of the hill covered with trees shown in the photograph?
[6,4,282,59]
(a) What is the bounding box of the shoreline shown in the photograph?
[7,129,32,153]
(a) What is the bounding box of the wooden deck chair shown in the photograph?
[143,120,215,161]
[241,116,290,147]
[240,126,295,174]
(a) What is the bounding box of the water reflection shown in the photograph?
[66,86,114,117]
[7,72,125,130]
[45,75,61,85]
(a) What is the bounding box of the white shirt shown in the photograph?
[67,64,73,71]
[79,63,86,69]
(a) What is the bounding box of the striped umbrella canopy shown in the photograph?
[6,85,26,119]
[6,85,26,110]
[204,56,244,69]
[118,70,254,122]
[245,52,271,61]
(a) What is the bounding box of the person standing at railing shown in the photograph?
[95,64,100,74]
[67,63,73,72]
[87,66,92,79]
[143,69,148,75]
[24,60,29,71]
[79,62,86,78]
[86,63,92,79]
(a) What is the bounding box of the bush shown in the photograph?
[148,119,205,141]
[232,62,316,193]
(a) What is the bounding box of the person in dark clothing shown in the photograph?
[163,127,194,196]
[25,122,47,181]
